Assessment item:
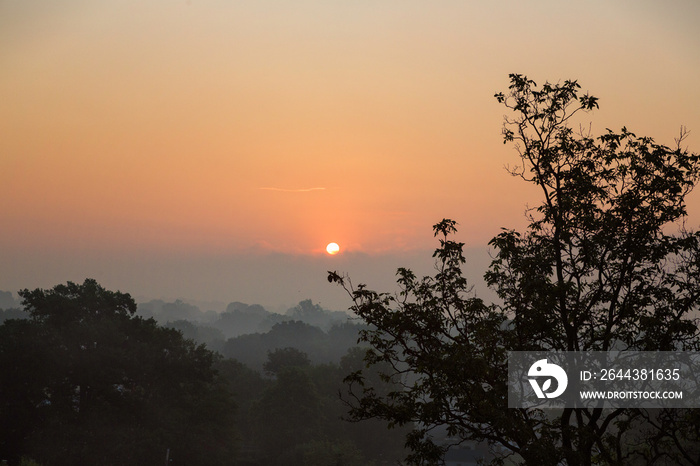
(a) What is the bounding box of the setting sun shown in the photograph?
[326,243,340,255]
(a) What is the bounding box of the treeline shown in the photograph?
[0,280,408,465]
[138,298,352,338]
[137,298,364,370]
[218,348,408,466]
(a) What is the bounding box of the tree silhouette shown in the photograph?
[330,74,700,465]
[263,347,311,375]
[0,279,237,465]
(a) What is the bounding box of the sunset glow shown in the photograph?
[1,1,699,308]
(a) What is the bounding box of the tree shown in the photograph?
[337,347,411,463]
[300,439,365,466]
[263,347,311,375]
[222,320,330,370]
[286,299,350,330]
[0,279,237,465]
[329,74,700,465]
[253,366,323,465]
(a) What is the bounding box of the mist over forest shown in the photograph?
[0,282,489,465]
[0,292,366,370]
[137,297,365,371]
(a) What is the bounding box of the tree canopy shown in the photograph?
[329,74,700,465]
[0,278,236,465]
[0,279,408,465]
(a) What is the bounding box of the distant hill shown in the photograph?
[137,297,353,340]
[135,297,361,371]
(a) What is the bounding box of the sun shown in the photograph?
[326,242,340,255]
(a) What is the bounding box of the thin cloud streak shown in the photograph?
[259,187,327,192]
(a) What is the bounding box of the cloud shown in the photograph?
[259,187,326,192]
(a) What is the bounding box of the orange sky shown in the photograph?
[1,1,699,309]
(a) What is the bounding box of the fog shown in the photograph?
[0,246,496,313]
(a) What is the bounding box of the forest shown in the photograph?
[0,280,412,465]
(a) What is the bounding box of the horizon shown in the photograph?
[0,244,497,313]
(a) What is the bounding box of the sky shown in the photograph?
[2,0,699,311]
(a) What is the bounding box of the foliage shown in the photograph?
[221,319,361,371]
[286,299,351,330]
[254,366,323,463]
[0,280,409,466]
[329,74,700,465]
[330,222,507,465]
[238,348,407,466]
[18,458,42,466]
[0,279,237,466]
[165,318,226,352]
[300,439,366,466]
[263,347,311,375]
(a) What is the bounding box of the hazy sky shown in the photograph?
[2,0,699,310]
